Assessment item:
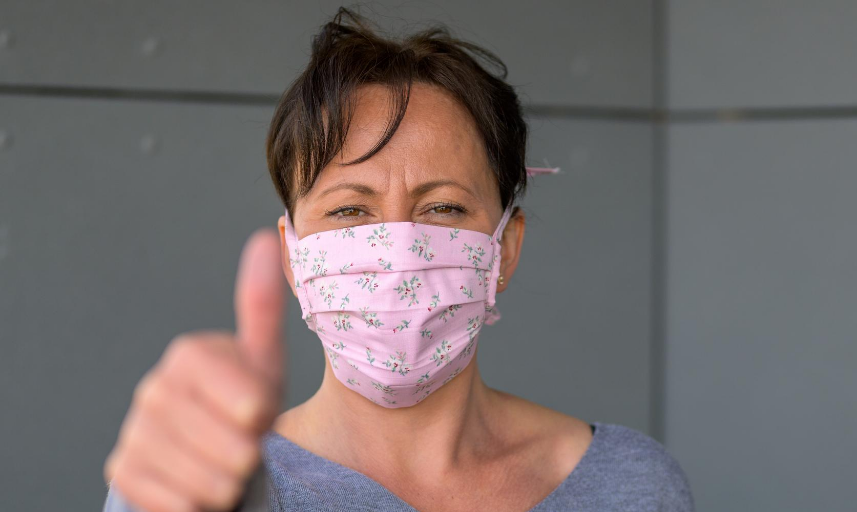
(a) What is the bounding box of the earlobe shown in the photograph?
[278,216,299,298]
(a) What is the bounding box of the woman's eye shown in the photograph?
[326,206,363,218]
[427,203,465,216]
[327,203,464,219]
[337,207,360,217]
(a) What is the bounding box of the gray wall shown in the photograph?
[0,1,853,511]
[664,2,857,511]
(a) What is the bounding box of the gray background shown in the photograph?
[0,1,854,511]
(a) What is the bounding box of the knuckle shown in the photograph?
[166,333,201,364]
[164,330,233,375]
[120,421,148,457]
[133,370,167,411]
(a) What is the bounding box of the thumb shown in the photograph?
[234,228,287,389]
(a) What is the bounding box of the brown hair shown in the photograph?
[265,6,529,218]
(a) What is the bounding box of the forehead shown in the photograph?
[348,83,481,155]
[309,82,496,194]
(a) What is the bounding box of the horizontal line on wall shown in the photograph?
[525,104,656,122]
[0,83,279,107]
[665,106,857,123]
[527,104,857,122]
[4,83,857,123]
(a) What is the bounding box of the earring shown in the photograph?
[498,274,505,285]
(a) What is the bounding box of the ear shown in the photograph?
[497,207,525,294]
[278,215,300,298]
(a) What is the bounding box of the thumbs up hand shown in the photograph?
[235,228,287,397]
[104,229,287,512]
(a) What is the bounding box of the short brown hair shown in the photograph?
[266,6,529,218]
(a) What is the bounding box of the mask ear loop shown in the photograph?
[283,207,314,321]
[486,203,515,310]
[524,166,560,175]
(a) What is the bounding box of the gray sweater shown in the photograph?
[103,421,695,511]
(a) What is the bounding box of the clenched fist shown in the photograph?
[103,229,287,512]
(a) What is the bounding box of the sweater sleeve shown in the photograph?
[656,446,696,512]
[610,425,697,512]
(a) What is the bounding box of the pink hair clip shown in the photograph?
[525,166,560,176]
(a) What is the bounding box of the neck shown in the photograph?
[284,349,503,477]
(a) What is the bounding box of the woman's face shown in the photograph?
[278,82,524,296]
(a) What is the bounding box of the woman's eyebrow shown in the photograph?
[317,182,378,199]
[410,179,477,199]
[317,179,477,199]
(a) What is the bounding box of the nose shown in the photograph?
[376,194,416,224]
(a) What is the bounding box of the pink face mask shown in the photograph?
[282,166,559,407]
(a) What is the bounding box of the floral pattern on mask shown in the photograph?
[283,203,515,408]
[409,233,435,262]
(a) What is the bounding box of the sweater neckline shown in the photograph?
[264,420,603,512]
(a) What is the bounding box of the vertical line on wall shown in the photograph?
[649,0,670,444]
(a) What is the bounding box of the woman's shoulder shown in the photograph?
[588,421,687,473]
[493,392,695,511]
[584,421,696,511]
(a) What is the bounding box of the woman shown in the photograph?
[103,7,694,512]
